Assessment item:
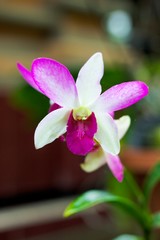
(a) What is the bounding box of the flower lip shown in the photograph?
[66,111,97,155]
[49,103,61,113]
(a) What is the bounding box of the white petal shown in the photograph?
[34,108,69,149]
[49,99,54,105]
[95,113,120,155]
[115,115,131,140]
[81,148,106,172]
[76,52,103,106]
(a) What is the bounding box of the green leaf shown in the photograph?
[113,234,144,240]
[152,212,160,228]
[64,190,150,230]
[143,163,160,204]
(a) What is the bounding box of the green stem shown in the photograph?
[124,169,145,204]
[124,170,153,239]
[144,227,151,240]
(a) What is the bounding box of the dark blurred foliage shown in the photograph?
[130,0,160,56]
[10,85,49,126]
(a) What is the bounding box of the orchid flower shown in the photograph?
[17,52,149,157]
[81,115,131,182]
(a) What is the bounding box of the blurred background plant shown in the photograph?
[129,59,160,148]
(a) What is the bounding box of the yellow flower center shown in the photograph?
[73,106,92,120]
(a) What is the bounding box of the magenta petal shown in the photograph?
[106,153,124,182]
[95,81,149,113]
[66,112,97,156]
[31,58,78,108]
[17,63,41,92]
[49,103,61,113]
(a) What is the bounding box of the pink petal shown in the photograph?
[32,58,78,108]
[106,153,124,182]
[93,81,149,113]
[66,112,97,156]
[17,63,41,92]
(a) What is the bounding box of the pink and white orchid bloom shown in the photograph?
[17,52,149,157]
[81,115,131,182]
